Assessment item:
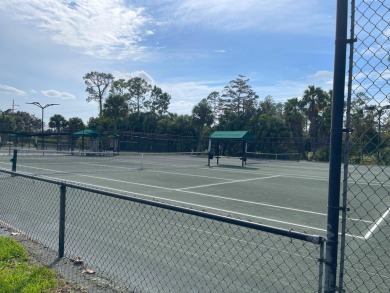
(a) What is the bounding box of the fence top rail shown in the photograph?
[0,168,326,245]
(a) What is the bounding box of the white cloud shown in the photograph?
[110,72,223,113]
[0,84,27,96]
[112,70,156,85]
[169,101,195,115]
[382,69,390,80]
[129,71,155,85]
[307,70,334,87]
[308,70,333,79]
[160,70,336,113]
[158,79,225,114]
[161,80,222,101]
[41,89,76,100]
[161,0,333,34]
[252,70,334,103]
[359,43,389,59]
[0,0,152,59]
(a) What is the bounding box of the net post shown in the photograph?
[59,184,67,258]
[11,149,17,172]
[207,139,212,167]
[241,140,245,167]
[217,141,220,165]
[245,142,248,165]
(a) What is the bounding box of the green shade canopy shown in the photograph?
[73,129,102,137]
[210,131,252,141]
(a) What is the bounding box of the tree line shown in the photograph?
[1,72,388,162]
[81,72,334,158]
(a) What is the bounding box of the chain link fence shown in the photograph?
[339,0,390,292]
[0,169,325,292]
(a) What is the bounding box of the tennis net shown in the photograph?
[8,149,209,175]
[245,152,301,163]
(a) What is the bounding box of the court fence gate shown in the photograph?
[0,168,325,292]
[327,0,390,292]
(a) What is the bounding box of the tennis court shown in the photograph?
[1,150,387,237]
[1,150,389,291]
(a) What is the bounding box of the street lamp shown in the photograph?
[26,102,59,150]
[364,104,390,162]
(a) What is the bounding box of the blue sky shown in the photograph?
[0,0,337,124]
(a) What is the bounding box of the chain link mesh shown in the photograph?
[0,170,324,292]
[340,0,390,292]
[0,172,59,250]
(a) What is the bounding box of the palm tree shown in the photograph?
[49,114,68,150]
[68,117,85,133]
[68,117,85,151]
[300,86,330,152]
[284,97,305,153]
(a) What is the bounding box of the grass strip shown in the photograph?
[0,237,58,292]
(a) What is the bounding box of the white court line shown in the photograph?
[205,167,329,181]
[16,165,68,174]
[364,207,390,240]
[34,173,338,236]
[6,165,367,239]
[79,163,232,181]
[178,189,371,224]
[15,164,372,225]
[66,172,371,224]
[79,162,139,171]
[41,173,365,239]
[179,175,280,190]
[205,167,390,187]
[259,162,329,171]
[78,173,331,217]
[149,170,231,181]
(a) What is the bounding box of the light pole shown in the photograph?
[364,104,390,162]
[26,102,59,150]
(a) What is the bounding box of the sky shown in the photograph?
[0,0,337,124]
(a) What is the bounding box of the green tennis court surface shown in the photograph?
[1,151,388,237]
[1,150,389,290]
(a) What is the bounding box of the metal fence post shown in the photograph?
[11,149,17,172]
[325,0,349,292]
[317,240,326,293]
[59,184,67,258]
[338,1,356,291]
